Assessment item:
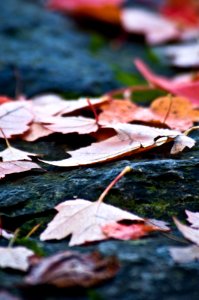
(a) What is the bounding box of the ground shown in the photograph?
[0,1,199,299]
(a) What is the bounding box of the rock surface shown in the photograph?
[0,1,198,300]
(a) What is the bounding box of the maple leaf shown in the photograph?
[99,96,199,131]
[169,212,199,263]
[41,123,195,167]
[0,101,33,138]
[121,9,179,45]
[41,166,170,246]
[0,138,40,162]
[157,43,199,68]
[40,199,143,246]
[31,95,108,117]
[47,0,123,24]
[23,96,108,141]
[135,59,199,107]
[0,161,41,179]
[0,246,34,271]
[25,250,119,287]
[102,221,169,240]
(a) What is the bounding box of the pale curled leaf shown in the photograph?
[41,123,195,167]
[174,218,199,246]
[0,246,34,271]
[169,245,199,263]
[186,210,199,229]
[40,199,143,246]
[0,229,14,240]
[0,161,41,179]
[25,250,119,287]
[0,146,39,162]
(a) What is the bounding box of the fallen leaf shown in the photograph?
[25,250,119,287]
[0,246,34,271]
[174,217,199,246]
[47,0,123,24]
[169,245,199,263]
[44,116,99,135]
[0,229,14,240]
[102,221,169,240]
[0,101,33,138]
[99,96,199,131]
[41,123,195,167]
[31,95,108,117]
[121,9,179,45]
[40,199,143,246]
[185,210,199,229]
[156,43,199,68]
[0,161,41,179]
[135,59,199,106]
[22,123,53,142]
[0,146,39,162]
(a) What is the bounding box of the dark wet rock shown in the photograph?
[0,0,118,97]
[0,1,199,300]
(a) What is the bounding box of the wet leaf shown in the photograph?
[40,199,143,246]
[0,161,41,179]
[0,246,34,271]
[41,123,195,167]
[25,250,119,287]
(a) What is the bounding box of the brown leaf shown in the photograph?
[0,101,33,138]
[0,246,34,271]
[25,250,119,288]
[41,123,195,167]
[0,161,41,179]
[40,199,143,246]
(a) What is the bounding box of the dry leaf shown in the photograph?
[0,229,14,240]
[135,59,199,107]
[40,199,143,246]
[186,210,199,229]
[0,146,39,162]
[102,221,169,240]
[121,9,179,45]
[157,43,199,68]
[44,116,99,135]
[169,245,199,263]
[41,123,195,167]
[174,218,199,246]
[0,101,33,138]
[25,250,119,287]
[0,161,41,179]
[0,246,34,271]
[22,123,53,142]
[99,96,199,131]
[31,95,108,116]
[47,0,123,24]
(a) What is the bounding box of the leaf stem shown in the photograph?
[184,126,199,136]
[97,166,132,203]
